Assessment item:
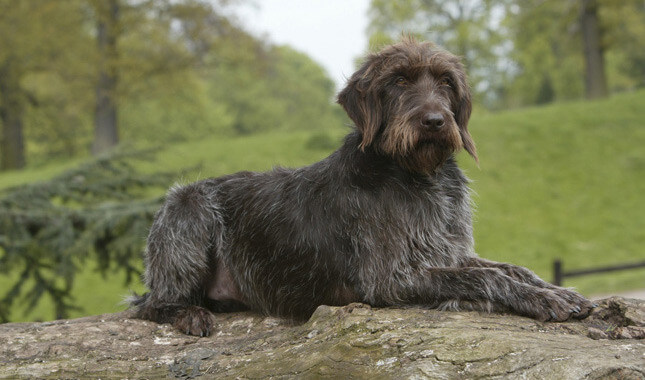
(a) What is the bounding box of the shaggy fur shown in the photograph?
[130,39,594,336]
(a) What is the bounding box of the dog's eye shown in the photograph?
[395,76,408,86]
[440,77,453,88]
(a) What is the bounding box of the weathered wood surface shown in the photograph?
[1,297,644,379]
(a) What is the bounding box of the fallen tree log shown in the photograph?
[1,297,643,379]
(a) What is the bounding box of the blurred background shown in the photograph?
[0,0,643,322]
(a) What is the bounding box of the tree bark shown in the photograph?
[0,298,644,378]
[92,0,120,155]
[0,58,26,170]
[580,0,608,99]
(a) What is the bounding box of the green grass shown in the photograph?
[2,89,644,321]
[463,90,645,294]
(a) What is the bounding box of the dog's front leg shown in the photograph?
[414,267,591,321]
[462,257,594,319]
[463,257,551,287]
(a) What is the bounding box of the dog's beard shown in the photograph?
[398,142,455,175]
[381,118,463,175]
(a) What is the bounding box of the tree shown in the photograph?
[504,1,584,105]
[580,0,608,99]
[0,149,189,321]
[1,0,343,167]
[0,1,85,170]
[268,46,340,131]
[208,42,340,134]
[0,57,26,170]
[598,0,645,91]
[506,0,644,106]
[88,0,231,154]
[91,0,121,154]
[369,0,643,107]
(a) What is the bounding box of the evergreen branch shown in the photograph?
[0,148,194,322]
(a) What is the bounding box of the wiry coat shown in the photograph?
[132,39,593,336]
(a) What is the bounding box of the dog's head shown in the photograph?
[337,38,477,174]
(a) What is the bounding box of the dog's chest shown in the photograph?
[345,176,473,263]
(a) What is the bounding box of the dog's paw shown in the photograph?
[549,287,594,319]
[527,288,594,322]
[173,306,216,337]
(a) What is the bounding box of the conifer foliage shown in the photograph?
[0,150,184,321]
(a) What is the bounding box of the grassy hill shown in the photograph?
[1,89,644,322]
[465,90,645,296]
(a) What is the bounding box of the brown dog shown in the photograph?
[130,39,593,336]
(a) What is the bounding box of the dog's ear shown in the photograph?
[337,60,382,151]
[453,68,478,163]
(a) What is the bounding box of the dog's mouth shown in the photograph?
[417,130,462,151]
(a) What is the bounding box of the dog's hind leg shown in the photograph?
[130,181,223,336]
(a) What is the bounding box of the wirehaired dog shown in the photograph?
[131,39,594,336]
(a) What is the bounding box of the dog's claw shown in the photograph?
[549,310,558,320]
[571,306,581,314]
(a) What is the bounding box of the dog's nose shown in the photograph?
[421,113,445,130]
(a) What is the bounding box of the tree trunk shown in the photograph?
[0,299,644,378]
[92,0,120,155]
[580,0,608,99]
[0,58,26,170]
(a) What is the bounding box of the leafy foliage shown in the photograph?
[0,0,343,168]
[368,0,645,108]
[207,44,340,134]
[502,0,645,104]
[0,149,185,321]
[0,0,90,169]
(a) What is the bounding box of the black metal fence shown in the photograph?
[552,259,645,286]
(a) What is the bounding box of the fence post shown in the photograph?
[553,259,562,286]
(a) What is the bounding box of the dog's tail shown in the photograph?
[124,291,148,310]
[124,291,148,317]
[125,291,179,324]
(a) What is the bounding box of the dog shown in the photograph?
[130,38,594,336]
